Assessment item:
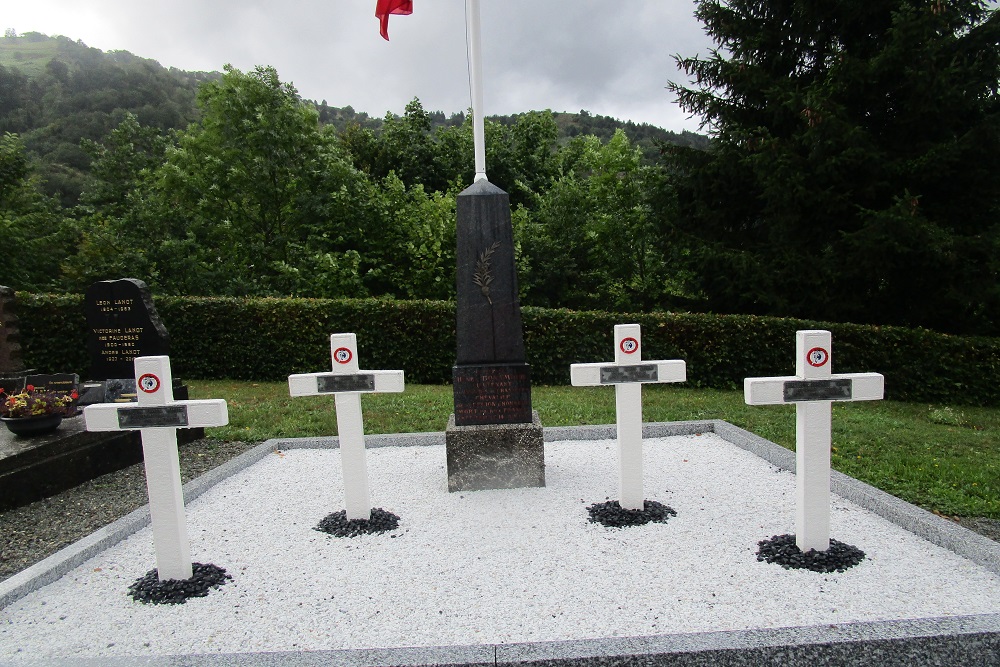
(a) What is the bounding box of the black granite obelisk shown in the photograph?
[446,180,545,492]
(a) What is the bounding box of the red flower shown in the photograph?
[71,391,79,400]
[26,384,34,392]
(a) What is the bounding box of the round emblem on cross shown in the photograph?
[138,373,161,393]
[333,347,353,364]
[807,347,829,367]
[620,337,639,354]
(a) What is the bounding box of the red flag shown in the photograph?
[375,0,412,41]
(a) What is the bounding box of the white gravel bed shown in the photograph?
[1,433,999,661]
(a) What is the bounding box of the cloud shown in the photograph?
[3,0,715,132]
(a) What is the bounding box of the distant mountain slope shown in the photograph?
[314,105,710,163]
[0,32,218,204]
[1,31,707,204]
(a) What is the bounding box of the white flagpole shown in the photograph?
[466,0,488,182]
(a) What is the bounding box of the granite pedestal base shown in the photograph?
[445,411,545,492]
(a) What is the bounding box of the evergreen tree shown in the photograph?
[667,0,1000,334]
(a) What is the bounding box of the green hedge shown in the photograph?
[15,293,1000,406]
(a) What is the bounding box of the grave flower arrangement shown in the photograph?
[0,385,79,419]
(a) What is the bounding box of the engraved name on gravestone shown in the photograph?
[0,286,26,376]
[85,279,169,381]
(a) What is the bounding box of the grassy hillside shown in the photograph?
[0,32,214,204]
[0,32,59,76]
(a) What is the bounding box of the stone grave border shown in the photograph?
[1,420,998,667]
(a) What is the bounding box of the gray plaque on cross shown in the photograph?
[600,364,659,384]
[117,405,190,429]
[317,374,376,393]
[783,379,853,403]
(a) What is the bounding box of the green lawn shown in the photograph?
[188,381,999,519]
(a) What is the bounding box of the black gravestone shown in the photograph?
[83,281,201,441]
[85,279,169,381]
[24,373,79,394]
[0,286,26,376]
[24,373,80,413]
[446,180,544,491]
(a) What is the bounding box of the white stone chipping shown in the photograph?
[1,433,999,662]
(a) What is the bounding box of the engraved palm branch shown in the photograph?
[472,241,500,305]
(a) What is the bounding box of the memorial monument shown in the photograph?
[443,3,543,491]
[445,181,545,492]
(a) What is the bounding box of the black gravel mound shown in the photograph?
[128,562,232,604]
[756,534,866,573]
[315,508,400,537]
[587,500,677,528]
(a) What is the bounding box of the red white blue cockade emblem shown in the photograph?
[333,347,353,364]
[807,347,829,368]
[620,337,639,355]
[138,373,161,393]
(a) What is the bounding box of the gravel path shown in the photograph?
[0,439,257,582]
[1,438,998,585]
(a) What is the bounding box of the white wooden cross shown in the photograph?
[744,330,884,552]
[84,355,228,581]
[570,324,687,510]
[288,333,404,521]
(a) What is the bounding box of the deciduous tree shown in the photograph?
[155,65,368,296]
[0,132,77,290]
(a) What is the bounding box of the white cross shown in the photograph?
[744,330,884,552]
[288,333,404,521]
[570,324,686,510]
[84,356,228,581]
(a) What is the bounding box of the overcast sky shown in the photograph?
[3,1,716,133]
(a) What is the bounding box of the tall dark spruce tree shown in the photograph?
[667,0,1000,334]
